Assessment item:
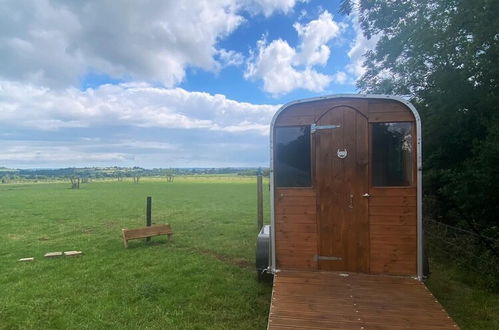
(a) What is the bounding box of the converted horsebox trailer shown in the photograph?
[257,94,424,277]
[258,95,458,329]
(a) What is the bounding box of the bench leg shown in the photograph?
[122,229,128,248]
[167,234,172,241]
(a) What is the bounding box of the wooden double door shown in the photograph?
[314,106,369,272]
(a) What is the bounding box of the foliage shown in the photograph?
[426,260,499,329]
[425,218,499,290]
[341,0,499,246]
[237,168,270,177]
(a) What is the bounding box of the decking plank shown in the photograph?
[268,271,458,330]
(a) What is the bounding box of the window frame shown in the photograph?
[273,125,313,188]
[369,121,416,188]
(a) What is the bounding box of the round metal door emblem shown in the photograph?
[337,149,348,159]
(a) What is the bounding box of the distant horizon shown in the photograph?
[1,165,270,171]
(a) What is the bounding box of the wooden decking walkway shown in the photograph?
[268,270,458,330]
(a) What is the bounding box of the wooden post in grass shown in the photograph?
[146,196,152,241]
[257,175,263,231]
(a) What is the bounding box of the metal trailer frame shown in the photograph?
[268,94,423,280]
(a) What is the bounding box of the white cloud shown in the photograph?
[0,142,133,164]
[0,80,279,134]
[0,80,280,167]
[214,121,269,133]
[0,139,181,166]
[241,0,305,17]
[0,136,271,168]
[293,11,342,66]
[332,71,349,85]
[216,49,245,67]
[245,10,342,96]
[0,0,305,88]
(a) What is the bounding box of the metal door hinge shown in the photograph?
[315,255,343,261]
[311,124,341,133]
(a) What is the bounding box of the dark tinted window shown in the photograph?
[372,122,413,186]
[275,126,311,187]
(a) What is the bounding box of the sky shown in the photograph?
[0,0,377,169]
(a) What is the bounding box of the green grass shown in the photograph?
[0,177,272,329]
[426,260,499,330]
[1,177,496,329]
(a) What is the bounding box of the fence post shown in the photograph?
[146,196,152,241]
[257,175,263,231]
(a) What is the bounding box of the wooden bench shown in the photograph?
[122,224,173,248]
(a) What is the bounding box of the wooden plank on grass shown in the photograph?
[122,224,173,248]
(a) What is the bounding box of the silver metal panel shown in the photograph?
[269,118,276,273]
[269,94,423,280]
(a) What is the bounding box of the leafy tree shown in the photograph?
[341,0,499,247]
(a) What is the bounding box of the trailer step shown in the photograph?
[268,270,459,329]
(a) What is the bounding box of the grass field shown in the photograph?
[0,177,272,329]
[426,261,499,330]
[1,176,497,329]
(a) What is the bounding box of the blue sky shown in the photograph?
[0,0,376,168]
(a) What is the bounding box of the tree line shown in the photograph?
[340,0,498,255]
[0,166,270,183]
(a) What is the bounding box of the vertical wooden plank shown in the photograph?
[257,175,264,231]
[343,108,356,272]
[355,111,370,273]
[146,196,152,241]
[333,109,346,271]
[122,229,128,248]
